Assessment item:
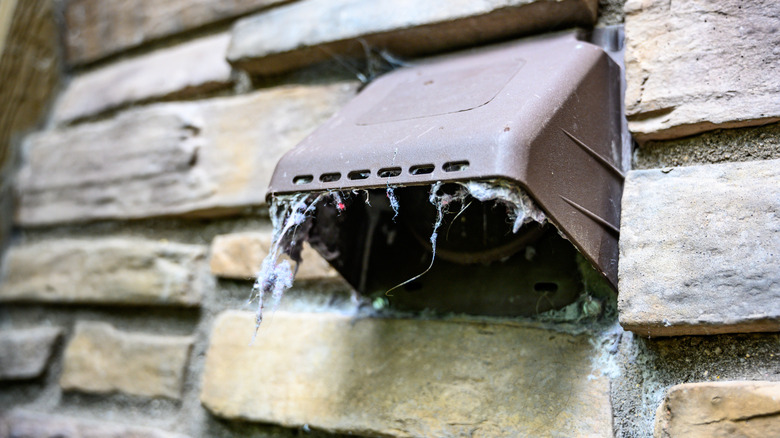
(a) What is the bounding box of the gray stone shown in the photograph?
[0,327,61,380]
[64,0,293,64]
[54,33,232,123]
[618,159,780,336]
[201,311,613,437]
[624,0,780,142]
[17,82,357,225]
[228,0,598,75]
[0,410,189,438]
[60,321,193,400]
[634,122,780,170]
[654,381,780,438]
[0,238,205,306]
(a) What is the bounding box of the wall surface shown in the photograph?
[1,1,778,437]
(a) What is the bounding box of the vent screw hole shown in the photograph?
[534,282,559,293]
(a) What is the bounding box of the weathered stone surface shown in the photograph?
[60,321,193,400]
[201,311,613,437]
[65,0,293,65]
[228,0,598,75]
[618,159,780,336]
[17,82,357,225]
[0,409,189,438]
[634,122,780,170]
[0,327,61,380]
[54,33,232,123]
[0,238,205,306]
[624,0,780,142]
[654,381,780,438]
[209,231,339,280]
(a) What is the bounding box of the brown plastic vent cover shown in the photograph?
[267,29,628,303]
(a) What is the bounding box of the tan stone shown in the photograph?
[0,327,62,380]
[17,82,358,226]
[209,231,339,280]
[201,311,613,437]
[228,0,598,75]
[654,381,780,438]
[60,321,193,400]
[54,33,232,123]
[64,0,293,64]
[0,0,60,152]
[618,160,780,336]
[624,0,780,142]
[0,238,205,306]
[0,0,61,250]
[1,409,190,438]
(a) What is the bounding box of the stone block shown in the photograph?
[654,381,780,438]
[228,0,598,75]
[0,409,189,438]
[54,33,232,123]
[201,311,613,437]
[209,231,339,280]
[624,0,780,142]
[65,0,293,64]
[0,327,61,380]
[60,321,193,400]
[0,238,205,306]
[618,160,780,336]
[17,82,357,225]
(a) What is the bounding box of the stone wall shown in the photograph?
[1,1,778,437]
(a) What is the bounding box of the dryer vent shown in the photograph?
[265,29,628,316]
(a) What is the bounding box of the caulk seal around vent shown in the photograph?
[267,29,628,295]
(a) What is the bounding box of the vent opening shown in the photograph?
[443,161,469,172]
[348,170,371,180]
[302,185,582,316]
[293,175,313,185]
[409,164,435,175]
[378,167,402,178]
[320,172,341,182]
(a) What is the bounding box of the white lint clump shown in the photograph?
[460,180,547,232]
[250,193,322,337]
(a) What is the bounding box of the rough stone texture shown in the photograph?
[201,311,613,437]
[634,122,780,169]
[17,82,358,226]
[624,0,780,142]
[60,321,193,400]
[0,410,189,438]
[228,0,599,75]
[54,33,232,123]
[0,238,205,306]
[596,0,625,26]
[618,159,780,336]
[64,0,293,65]
[654,381,780,438]
[0,327,61,380]
[610,332,780,438]
[209,231,340,280]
